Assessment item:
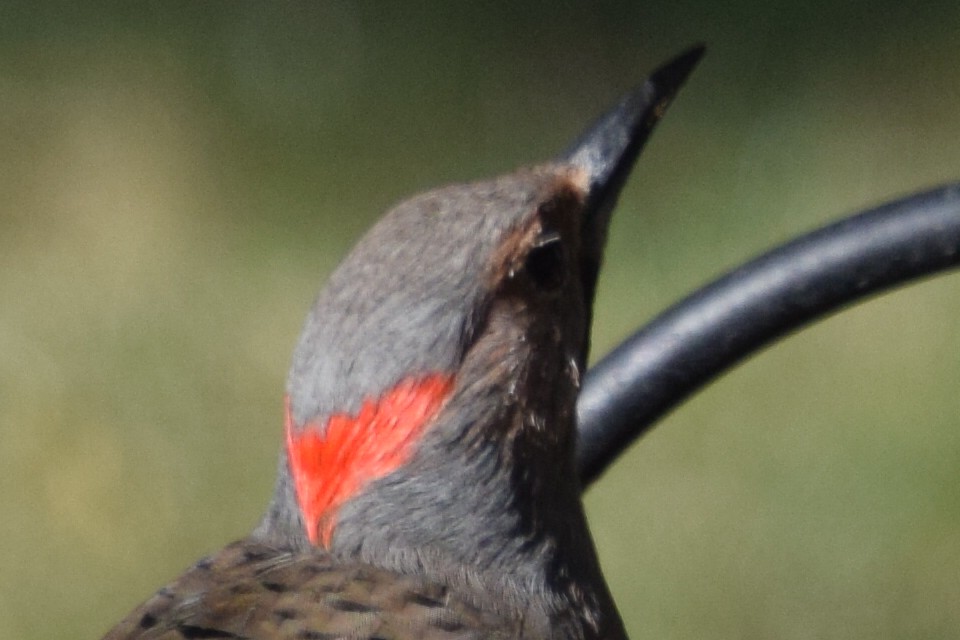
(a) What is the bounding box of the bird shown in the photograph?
[102,46,704,640]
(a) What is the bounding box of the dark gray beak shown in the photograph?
[564,45,705,318]
[565,45,705,224]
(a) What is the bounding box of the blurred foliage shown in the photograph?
[1,2,959,638]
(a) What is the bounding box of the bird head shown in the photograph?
[257,49,704,603]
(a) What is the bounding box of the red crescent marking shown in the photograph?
[284,374,454,547]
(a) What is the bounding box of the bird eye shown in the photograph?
[524,232,566,292]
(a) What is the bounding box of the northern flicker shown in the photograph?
[103,47,704,640]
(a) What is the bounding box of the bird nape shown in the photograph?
[102,46,704,640]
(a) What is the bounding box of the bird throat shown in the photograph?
[284,374,454,547]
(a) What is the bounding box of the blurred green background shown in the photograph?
[1,2,959,638]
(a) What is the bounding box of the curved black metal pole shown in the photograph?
[577,182,960,487]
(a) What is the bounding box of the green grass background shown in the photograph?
[2,2,960,638]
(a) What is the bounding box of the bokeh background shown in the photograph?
[2,2,959,638]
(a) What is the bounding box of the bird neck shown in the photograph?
[256,377,625,639]
[395,381,627,635]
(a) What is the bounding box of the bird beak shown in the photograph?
[561,45,704,313]
[563,45,704,232]
[559,45,703,356]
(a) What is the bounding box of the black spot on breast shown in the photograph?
[329,598,377,613]
[178,625,237,638]
[298,631,339,640]
[261,580,288,593]
[410,592,445,608]
[138,613,158,629]
[242,548,273,563]
[273,608,298,622]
